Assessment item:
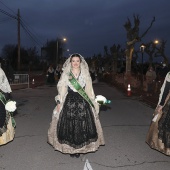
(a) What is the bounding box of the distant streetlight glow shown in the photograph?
[154,40,159,44]
[140,44,146,53]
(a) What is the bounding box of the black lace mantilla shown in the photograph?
[57,90,98,149]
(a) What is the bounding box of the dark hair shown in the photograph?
[70,53,81,62]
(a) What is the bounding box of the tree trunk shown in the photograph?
[112,53,118,73]
[126,46,134,73]
[124,45,134,86]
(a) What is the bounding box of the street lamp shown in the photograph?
[140,44,146,87]
[154,39,159,44]
[56,37,67,66]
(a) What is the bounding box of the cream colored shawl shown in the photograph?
[158,72,170,106]
[0,67,12,93]
[53,54,99,116]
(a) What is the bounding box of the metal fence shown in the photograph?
[9,74,29,88]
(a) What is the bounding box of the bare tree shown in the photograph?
[144,42,157,65]
[155,40,169,64]
[104,46,109,56]
[1,44,16,61]
[124,15,155,80]
[110,44,121,73]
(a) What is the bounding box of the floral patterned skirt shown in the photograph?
[48,91,105,154]
[146,98,170,155]
[57,91,98,149]
[0,96,15,146]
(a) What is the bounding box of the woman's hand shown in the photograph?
[56,104,60,112]
[157,105,163,113]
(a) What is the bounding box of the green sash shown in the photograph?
[0,92,16,128]
[69,72,94,108]
[0,92,6,105]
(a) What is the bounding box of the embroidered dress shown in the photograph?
[146,72,170,155]
[48,54,105,154]
[0,68,15,145]
[57,86,98,149]
[47,67,55,84]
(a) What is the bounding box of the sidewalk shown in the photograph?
[118,83,158,108]
[105,79,159,109]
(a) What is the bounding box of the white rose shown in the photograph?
[5,101,17,112]
[95,95,106,103]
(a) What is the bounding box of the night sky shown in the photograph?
[0,0,170,61]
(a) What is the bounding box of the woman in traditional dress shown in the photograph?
[46,65,55,84]
[48,53,105,158]
[146,72,170,155]
[54,65,62,82]
[145,66,156,96]
[0,67,15,146]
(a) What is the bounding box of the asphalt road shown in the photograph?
[0,82,170,170]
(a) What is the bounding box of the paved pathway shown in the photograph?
[0,82,170,170]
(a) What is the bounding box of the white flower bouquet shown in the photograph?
[0,92,17,127]
[95,95,111,105]
[5,101,17,112]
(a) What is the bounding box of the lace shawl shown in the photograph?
[0,67,12,93]
[54,54,99,115]
[158,72,170,106]
[55,54,90,100]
